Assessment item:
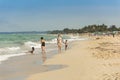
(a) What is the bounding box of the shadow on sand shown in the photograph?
[0,64,68,80]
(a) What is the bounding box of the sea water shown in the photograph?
[0,32,87,64]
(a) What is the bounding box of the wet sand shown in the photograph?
[0,41,72,80]
[27,36,120,80]
[0,49,67,80]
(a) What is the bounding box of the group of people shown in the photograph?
[57,34,68,53]
[28,34,68,57]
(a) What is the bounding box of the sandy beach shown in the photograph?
[0,0,119,80]
[0,49,59,80]
[27,35,120,80]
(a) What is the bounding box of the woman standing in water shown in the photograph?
[40,37,46,62]
[57,34,63,53]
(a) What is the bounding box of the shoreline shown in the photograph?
[0,45,61,80]
[0,36,83,80]
[0,34,87,64]
[0,50,58,80]
[0,34,83,64]
[27,39,91,80]
[27,36,120,80]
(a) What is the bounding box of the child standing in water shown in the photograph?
[64,40,68,50]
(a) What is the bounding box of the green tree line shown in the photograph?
[49,24,120,34]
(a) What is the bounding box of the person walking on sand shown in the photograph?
[64,40,68,51]
[40,37,46,62]
[57,34,63,53]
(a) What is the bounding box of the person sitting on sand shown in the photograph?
[27,47,35,54]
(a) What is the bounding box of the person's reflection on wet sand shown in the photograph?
[40,37,46,62]
[42,54,46,62]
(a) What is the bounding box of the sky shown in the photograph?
[0,0,120,32]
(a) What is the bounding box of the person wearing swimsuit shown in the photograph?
[57,34,63,53]
[41,37,46,62]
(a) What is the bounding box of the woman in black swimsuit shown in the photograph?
[41,37,46,62]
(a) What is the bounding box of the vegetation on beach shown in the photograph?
[49,24,120,34]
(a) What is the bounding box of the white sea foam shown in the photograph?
[67,38,88,42]
[8,47,20,51]
[46,36,88,43]
[67,36,88,42]
[0,36,88,64]
[46,38,57,44]
[0,53,26,64]
[24,41,41,48]
[0,47,21,53]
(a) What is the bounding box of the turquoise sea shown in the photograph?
[0,32,87,64]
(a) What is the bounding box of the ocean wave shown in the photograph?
[67,38,88,42]
[8,47,20,51]
[67,36,88,42]
[24,41,41,48]
[46,36,88,43]
[46,38,57,44]
[0,47,21,54]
